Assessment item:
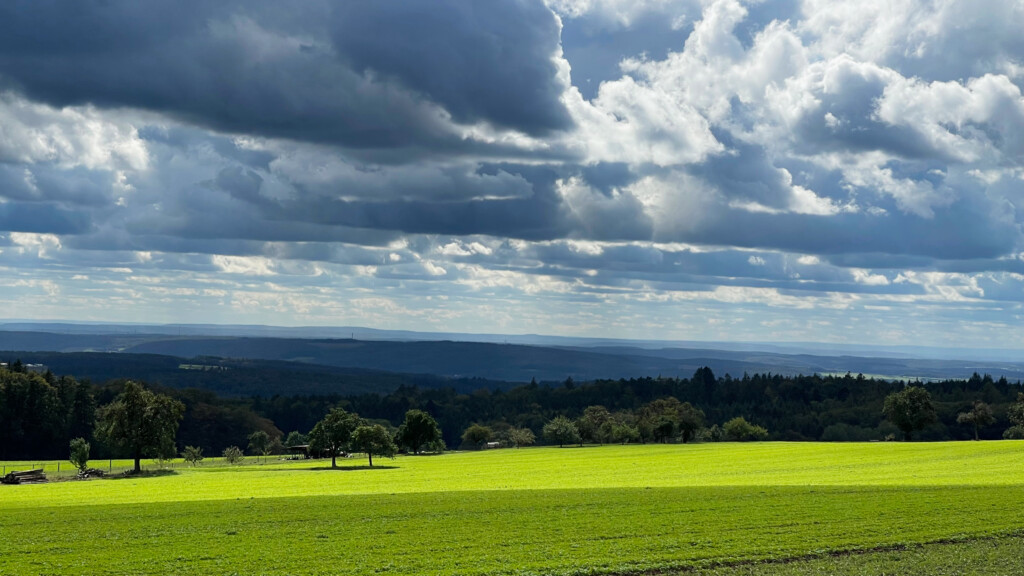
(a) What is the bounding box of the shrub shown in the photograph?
[508,427,536,448]
[222,445,244,465]
[698,424,724,442]
[543,416,581,447]
[723,417,769,441]
[182,445,204,467]
[69,437,90,473]
[1003,425,1024,440]
[461,424,493,449]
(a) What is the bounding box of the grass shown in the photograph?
[2,442,1023,575]
[687,535,1024,575]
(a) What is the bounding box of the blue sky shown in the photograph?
[1,0,1023,348]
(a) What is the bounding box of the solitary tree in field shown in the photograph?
[182,445,204,467]
[543,416,581,447]
[69,437,90,473]
[350,424,397,467]
[508,427,536,448]
[223,445,244,465]
[395,410,442,454]
[309,407,360,468]
[882,386,936,441]
[95,381,185,473]
[461,423,493,449]
[957,401,995,440]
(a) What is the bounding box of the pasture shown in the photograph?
[1,442,1023,575]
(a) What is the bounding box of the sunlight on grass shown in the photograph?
[2,442,1023,575]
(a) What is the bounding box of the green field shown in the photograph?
[2,442,1023,575]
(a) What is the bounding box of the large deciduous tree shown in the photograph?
[1008,393,1024,428]
[638,397,685,443]
[395,409,442,454]
[677,402,706,444]
[308,407,360,468]
[957,401,995,441]
[350,424,397,467]
[461,423,493,449]
[248,430,271,462]
[576,405,611,444]
[1003,393,1024,439]
[96,381,184,473]
[543,415,580,447]
[508,427,536,448]
[882,386,937,441]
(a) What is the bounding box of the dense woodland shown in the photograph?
[2,362,1023,460]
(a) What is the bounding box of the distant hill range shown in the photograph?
[2,323,1024,392]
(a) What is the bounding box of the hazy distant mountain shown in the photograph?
[4,320,1023,362]
[3,325,1024,385]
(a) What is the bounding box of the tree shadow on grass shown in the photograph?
[310,465,399,471]
[105,469,180,480]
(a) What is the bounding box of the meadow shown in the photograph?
[1,442,1023,575]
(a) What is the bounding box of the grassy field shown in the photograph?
[2,442,1023,575]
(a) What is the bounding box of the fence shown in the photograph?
[1,455,308,481]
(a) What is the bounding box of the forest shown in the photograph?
[2,361,1023,460]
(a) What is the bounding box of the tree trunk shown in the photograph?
[331,454,337,468]
[904,431,912,441]
[134,446,142,473]
[368,452,373,467]
[974,426,979,441]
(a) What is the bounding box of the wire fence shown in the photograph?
[1,455,310,481]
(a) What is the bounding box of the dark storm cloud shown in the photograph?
[681,196,1018,261]
[0,0,571,149]
[138,126,276,171]
[334,0,571,135]
[277,193,570,240]
[235,163,566,240]
[692,139,797,210]
[0,202,92,234]
[522,242,908,296]
[0,165,120,208]
[579,162,636,193]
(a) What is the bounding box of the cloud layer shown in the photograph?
[1,0,1023,348]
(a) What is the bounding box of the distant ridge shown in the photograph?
[3,320,1024,363]
[2,325,1024,384]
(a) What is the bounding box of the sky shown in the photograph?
[1,0,1023,348]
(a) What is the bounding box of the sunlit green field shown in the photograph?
[2,442,1023,575]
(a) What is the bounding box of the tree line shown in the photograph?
[3,363,1024,462]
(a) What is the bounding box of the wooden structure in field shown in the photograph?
[1,469,47,484]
